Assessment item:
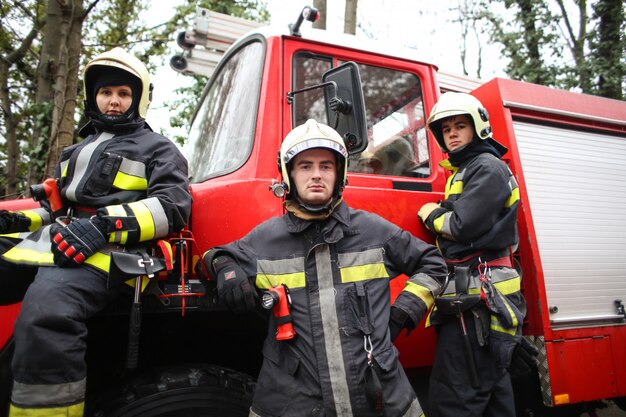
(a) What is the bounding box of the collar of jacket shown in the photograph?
[283,200,350,238]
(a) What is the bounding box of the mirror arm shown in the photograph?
[287,81,337,105]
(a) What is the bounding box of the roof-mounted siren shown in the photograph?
[288,6,319,37]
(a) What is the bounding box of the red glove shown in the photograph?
[51,217,109,267]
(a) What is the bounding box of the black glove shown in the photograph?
[207,255,257,313]
[509,337,539,377]
[51,217,109,267]
[389,306,414,342]
[0,210,31,234]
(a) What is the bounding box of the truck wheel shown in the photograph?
[90,364,255,417]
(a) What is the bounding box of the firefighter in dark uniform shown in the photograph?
[0,47,191,416]
[202,119,448,417]
[417,92,525,417]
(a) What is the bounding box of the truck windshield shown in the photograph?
[184,40,264,183]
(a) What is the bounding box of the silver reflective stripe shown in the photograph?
[119,157,146,177]
[402,397,424,417]
[142,197,170,238]
[409,272,442,294]
[12,378,86,405]
[315,245,353,416]
[30,207,52,224]
[257,257,305,275]
[442,267,518,295]
[440,212,453,236]
[65,132,115,202]
[338,248,384,267]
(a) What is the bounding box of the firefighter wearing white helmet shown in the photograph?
[418,92,526,417]
[426,91,507,155]
[278,118,348,213]
[82,47,153,133]
[3,47,191,417]
[202,120,447,417]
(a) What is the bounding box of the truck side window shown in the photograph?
[293,55,429,179]
[349,63,429,178]
[185,40,264,183]
[293,53,333,127]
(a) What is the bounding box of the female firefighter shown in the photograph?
[417,92,526,417]
[0,47,191,416]
[202,119,448,417]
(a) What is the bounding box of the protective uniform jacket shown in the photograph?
[5,121,191,416]
[423,153,519,262]
[207,201,447,417]
[2,124,191,273]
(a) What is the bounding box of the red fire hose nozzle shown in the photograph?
[261,284,296,341]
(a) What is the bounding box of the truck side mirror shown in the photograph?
[322,62,368,155]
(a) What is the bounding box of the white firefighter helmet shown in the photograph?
[279,119,348,199]
[427,92,493,152]
[83,47,152,120]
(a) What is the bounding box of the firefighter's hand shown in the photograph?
[0,210,31,234]
[417,202,440,223]
[389,306,415,342]
[209,255,257,313]
[51,217,108,267]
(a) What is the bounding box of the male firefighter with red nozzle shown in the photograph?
[203,119,448,417]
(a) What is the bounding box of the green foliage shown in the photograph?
[588,0,625,99]
[478,0,625,99]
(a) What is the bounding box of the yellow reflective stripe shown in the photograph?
[447,179,463,196]
[2,247,54,265]
[443,174,454,199]
[124,276,151,290]
[113,171,148,191]
[340,263,388,283]
[60,161,69,179]
[19,210,43,231]
[84,252,111,273]
[105,205,129,244]
[256,272,306,289]
[9,402,84,417]
[403,281,435,307]
[490,316,518,335]
[493,277,521,295]
[127,201,155,241]
[433,213,445,233]
[504,186,520,208]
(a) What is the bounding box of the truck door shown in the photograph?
[283,38,447,368]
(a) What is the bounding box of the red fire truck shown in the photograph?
[1,6,625,416]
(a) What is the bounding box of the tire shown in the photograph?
[89,364,255,417]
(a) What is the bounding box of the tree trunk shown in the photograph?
[516,0,547,85]
[43,0,86,179]
[313,0,326,29]
[344,0,357,35]
[29,2,60,186]
[0,60,19,199]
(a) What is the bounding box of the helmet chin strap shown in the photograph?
[296,197,334,214]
